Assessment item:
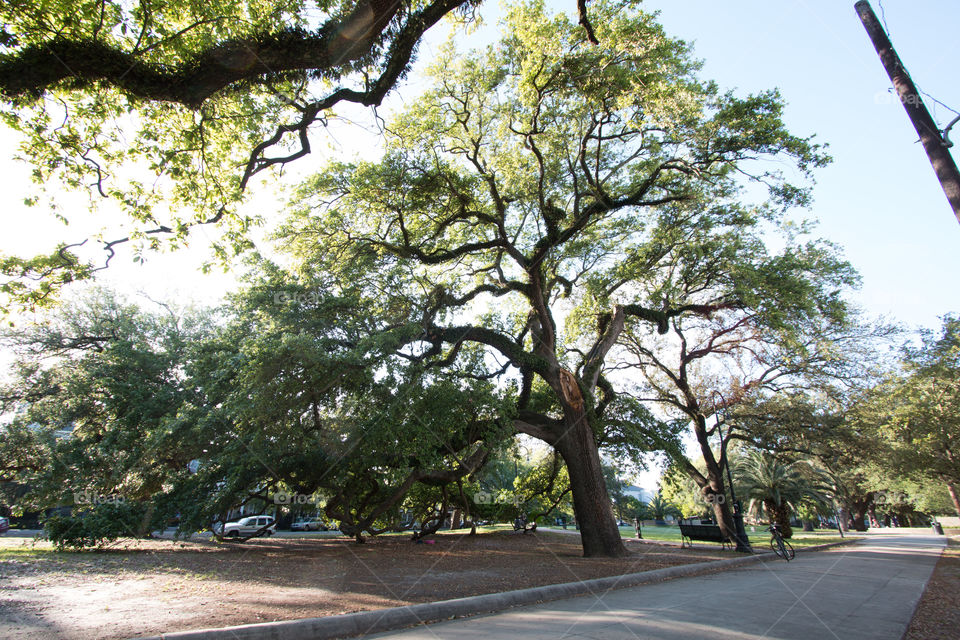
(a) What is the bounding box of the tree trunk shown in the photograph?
[553,412,627,558]
[763,498,792,537]
[694,417,749,551]
[849,504,868,531]
[849,493,873,532]
[455,479,477,535]
[851,512,867,531]
[774,503,793,539]
[136,502,156,538]
[948,483,960,518]
[710,490,737,543]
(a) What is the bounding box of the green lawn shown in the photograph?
[287,522,857,550]
[542,523,858,549]
[0,545,54,559]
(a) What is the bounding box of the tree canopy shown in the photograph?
[1,0,879,557]
[0,0,613,310]
[865,317,960,516]
[264,0,852,555]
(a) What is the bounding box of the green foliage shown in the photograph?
[280,0,838,490]
[0,0,481,310]
[512,451,572,520]
[735,450,829,508]
[1,289,214,523]
[905,481,956,516]
[793,502,823,524]
[660,462,709,518]
[43,500,160,550]
[0,247,96,313]
[2,0,864,556]
[616,495,648,522]
[734,449,829,531]
[647,491,680,521]
[865,317,960,513]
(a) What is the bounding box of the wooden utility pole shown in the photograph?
[855,1,960,225]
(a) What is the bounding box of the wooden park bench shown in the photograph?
[678,520,733,550]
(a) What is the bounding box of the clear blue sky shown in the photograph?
[646,0,960,331]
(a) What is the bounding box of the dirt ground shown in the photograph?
[903,538,960,640]
[0,530,727,640]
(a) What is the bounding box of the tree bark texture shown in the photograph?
[948,483,960,518]
[554,419,628,558]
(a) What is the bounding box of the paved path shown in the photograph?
[368,532,945,640]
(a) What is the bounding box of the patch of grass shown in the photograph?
[781,535,853,548]
[622,525,684,542]
[0,545,57,559]
[543,523,860,550]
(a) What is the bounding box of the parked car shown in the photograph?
[219,515,276,538]
[290,518,328,531]
[0,517,9,534]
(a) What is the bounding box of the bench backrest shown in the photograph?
[679,523,729,541]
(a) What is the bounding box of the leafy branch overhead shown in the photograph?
[0,0,606,308]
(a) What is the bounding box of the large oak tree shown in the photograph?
[275,0,834,556]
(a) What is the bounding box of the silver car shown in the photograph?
[290,518,328,531]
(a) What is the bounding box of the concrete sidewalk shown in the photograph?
[368,532,946,640]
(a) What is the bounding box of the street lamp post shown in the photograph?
[713,391,751,553]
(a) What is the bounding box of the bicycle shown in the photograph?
[768,524,795,561]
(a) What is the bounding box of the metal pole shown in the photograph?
[855,1,960,225]
[721,420,751,553]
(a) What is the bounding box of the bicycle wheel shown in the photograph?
[770,536,787,559]
[782,539,795,560]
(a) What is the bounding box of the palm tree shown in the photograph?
[733,450,829,538]
[648,492,681,524]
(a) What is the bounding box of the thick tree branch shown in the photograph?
[0,0,418,106]
[425,324,552,378]
[240,0,473,187]
[582,304,625,392]
[514,411,562,445]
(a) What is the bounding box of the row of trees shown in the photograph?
[0,1,956,556]
[659,319,960,538]
[1,289,957,549]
